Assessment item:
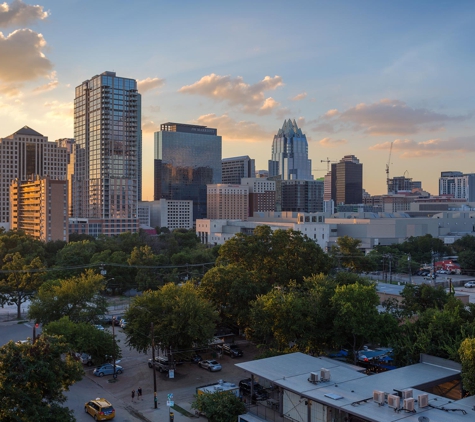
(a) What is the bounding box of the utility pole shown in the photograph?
[151,322,158,409]
[112,316,117,379]
[408,254,412,284]
[388,254,392,283]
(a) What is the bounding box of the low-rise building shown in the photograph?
[138,199,193,230]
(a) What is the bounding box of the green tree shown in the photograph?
[459,337,475,395]
[28,270,108,325]
[192,390,246,422]
[452,235,475,253]
[0,230,45,263]
[90,249,135,294]
[200,265,262,330]
[0,252,45,319]
[458,250,475,271]
[330,236,375,273]
[216,226,330,286]
[44,317,121,365]
[128,245,166,290]
[400,284,448,317]
[54,240,97,277]
[124,282,218,358]
[247,275,337,355]
[0,335,83,422]
[331,282,382,365]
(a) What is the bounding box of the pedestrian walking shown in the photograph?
[138,387,143,400]
[131,389,135,402]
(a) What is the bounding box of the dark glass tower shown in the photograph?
[154,123,222,220]
[331,155,363,205]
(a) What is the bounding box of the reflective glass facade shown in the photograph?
[73,71,141,227]
[154,123,222,220]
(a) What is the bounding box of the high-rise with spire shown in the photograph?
[268,119,313,180]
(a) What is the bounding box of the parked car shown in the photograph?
[465,281,475,288]
[189,353,202,364]
[148,356,170,372]
[93,324,105,331]
[217,343,243,358]
[239,378,269,402]
[97,315,113,325]
[198,359,222,372]
[119,319,127,329]
[84,397,115,420]
[93,363,123,377]
[79,353,94,366]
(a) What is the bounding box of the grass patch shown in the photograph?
[171,404,195,417]
[17,320,28,324]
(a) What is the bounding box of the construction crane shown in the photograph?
[386,141,394,187]
[320,157,337,172]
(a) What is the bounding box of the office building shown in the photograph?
[0,126,68,230]
[222,156,255,184]
[154,122,222,220]
[439,171,475,201]
[241,178,276,216]
[207,184,249,220]
[331,155,363,205]
[281,180,324,213]
[10,176,68,242]
[72,71,141,236]
[268,119,312,180]
[138,199,193,230]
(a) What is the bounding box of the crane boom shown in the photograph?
[386,141,394,187]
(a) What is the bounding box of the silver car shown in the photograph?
[198,359,222,372]
[465,281,475,288]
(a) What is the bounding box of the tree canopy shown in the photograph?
[0,335,83,422]
[192,391,246,422]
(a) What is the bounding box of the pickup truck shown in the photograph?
[216,343,243,358]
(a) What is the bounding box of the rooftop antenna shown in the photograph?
[386,141,394,188]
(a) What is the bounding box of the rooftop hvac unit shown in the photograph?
[402,389,413,399]
[320,368,331,382]
[309,372,318,383]
[418,393,429,408]
[404,397,415,411]
[388,394,400,409]
[373,390,385,405]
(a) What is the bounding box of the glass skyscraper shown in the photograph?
[268,119,313,180]
[73,71,141,235]
[154,122,222,220]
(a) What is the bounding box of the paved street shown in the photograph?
[0,310,255,422]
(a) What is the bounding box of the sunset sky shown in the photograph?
[1,0,474,200]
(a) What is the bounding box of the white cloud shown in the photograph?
[194,113,273,142]
[0,29,52,83]
[259,97,280,115]
[315,99,467,135]
[0,0,48,27]
[319,137,348,147]
[291,92,307,101]
[137,77,165,93]
[179,73,284,114]
[0,82,20,96]
[369,136,475,158]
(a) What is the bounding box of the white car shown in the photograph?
[465,281,475,288]
[120,319,127,328]
[93,324,105,331]
[198,359,222,372]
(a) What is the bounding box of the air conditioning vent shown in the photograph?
[320,368,331,382]
[402,389,413,399]
[388,394,400,409]
[418,393,429,408]
[308,372,318,384]
[373,390,385,405]
[404,397,415,411]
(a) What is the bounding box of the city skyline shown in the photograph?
[0,0,474,200]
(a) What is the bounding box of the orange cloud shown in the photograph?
[0,29,52,83]
[315,99,467,135]
[194,113,273,142]
[138,77,165,93]
[179,73,284,114]
[319,137,348,147]
[291,92,307,101]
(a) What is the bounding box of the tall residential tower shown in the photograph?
[72,71,141,236]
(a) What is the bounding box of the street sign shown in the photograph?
[169,369,175,379]
[167,400,174,407]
